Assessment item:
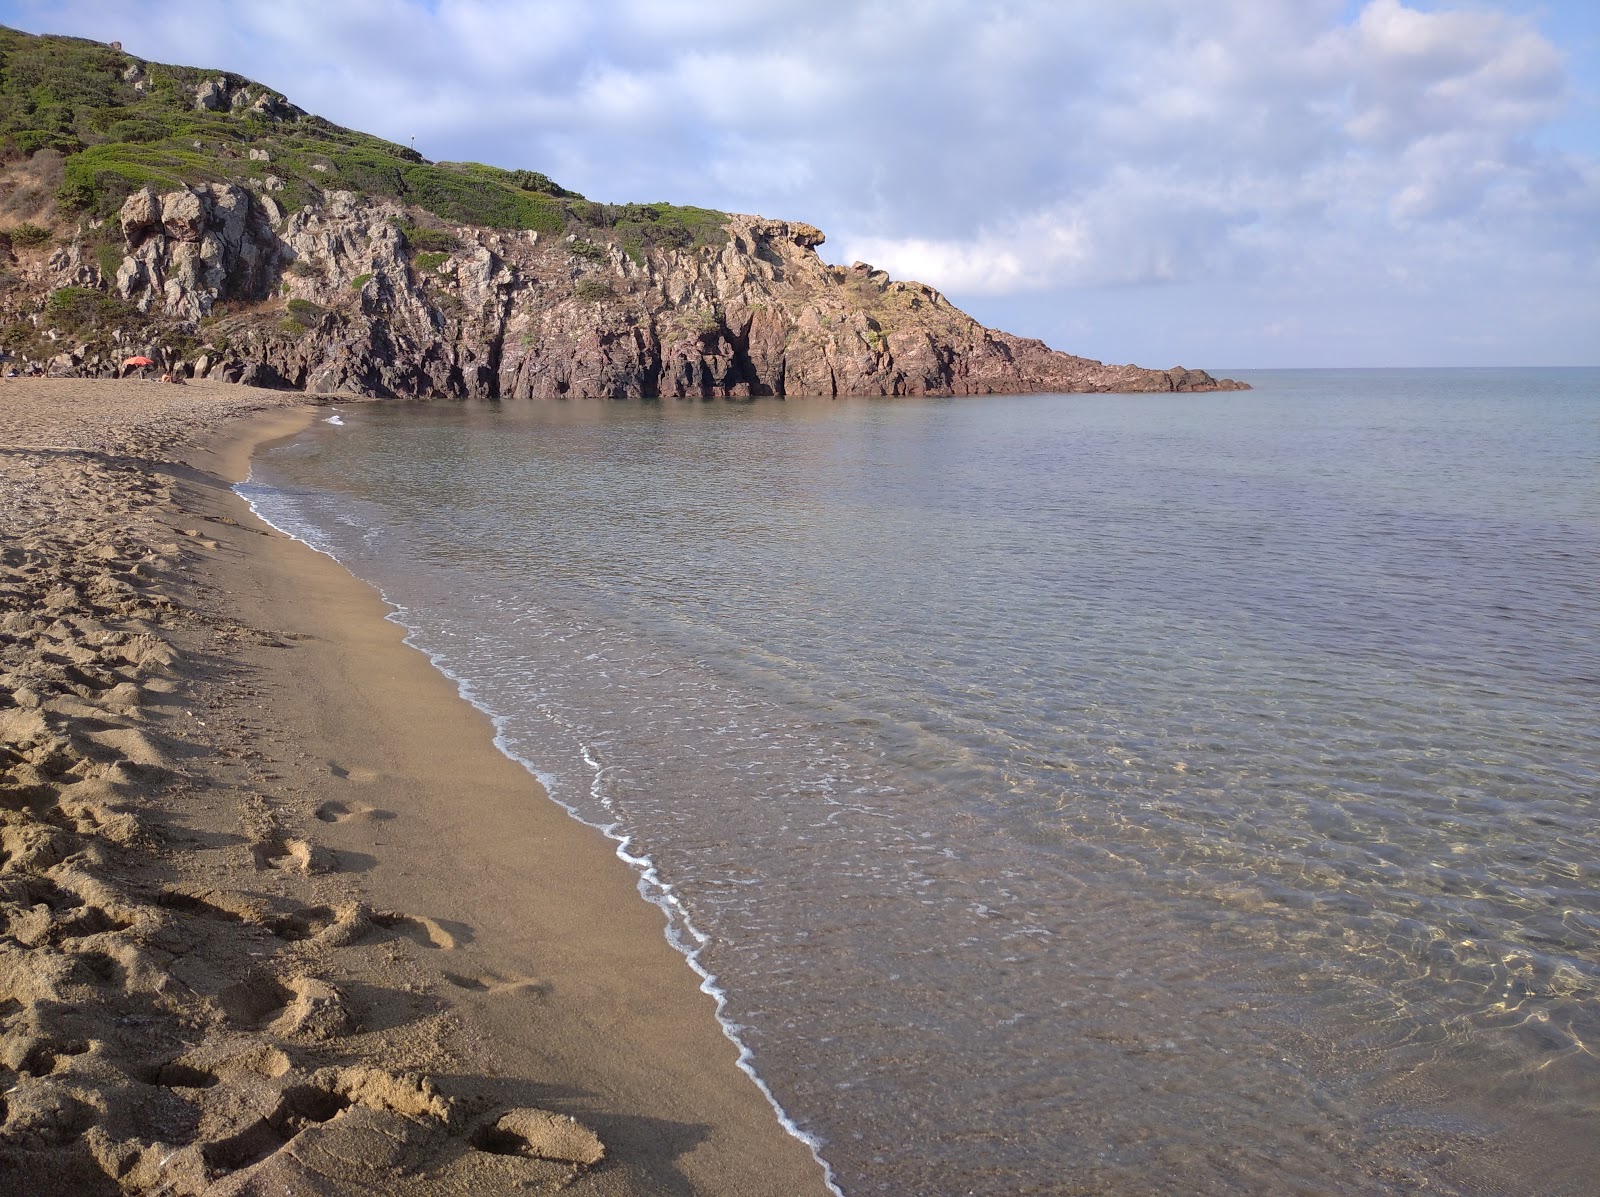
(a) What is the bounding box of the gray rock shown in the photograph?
[120,185,162,244]
[158,189,205,242]
[74,190,1245,399]
[194,78,226,111]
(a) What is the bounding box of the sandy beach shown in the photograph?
[0,379,830,1195]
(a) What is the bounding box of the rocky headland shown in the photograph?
[0,27,1245,399]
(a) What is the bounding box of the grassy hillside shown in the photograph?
[0,26,727,249]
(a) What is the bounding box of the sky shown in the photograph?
[2,0,1596,369]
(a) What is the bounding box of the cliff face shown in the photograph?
[12,182,1244,397]
[0,29,1243,398]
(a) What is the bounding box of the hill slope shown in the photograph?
[0,28,1244,397]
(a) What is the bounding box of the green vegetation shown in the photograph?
[604,202,728,254]
[574,278,614,302]
[349,271,372,291]
[567,237,607,264]
[506,169,576,197]
[8,220,51,247]
[93,239,122,279]
[45,283,127,328]
[0,27,732,277]
[285,297,324,325]
[395,223,459,254]
[413,250,448,273]
[0,30,579,230]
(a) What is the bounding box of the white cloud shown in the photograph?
[830,0,1595,323]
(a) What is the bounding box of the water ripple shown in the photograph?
[246,369,1599,1196]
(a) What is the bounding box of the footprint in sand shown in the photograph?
[216,974,358,1039]
[262,901,466,951]
[312,800,395,824]
[157,885,272,927]
[374,911,468,951]
[443,971,550,998]
[327,761,381,784]
[249,834,338,874]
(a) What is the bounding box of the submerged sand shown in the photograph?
[0,379,829,1195]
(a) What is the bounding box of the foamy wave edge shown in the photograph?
[237,471,847,1197]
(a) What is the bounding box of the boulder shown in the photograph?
[195,78,226,111]
[158,189,206,242]
[237,361,280,388]
[119,186,162,245]
[249,92,302,121]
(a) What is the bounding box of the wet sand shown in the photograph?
[0,379,829,1195]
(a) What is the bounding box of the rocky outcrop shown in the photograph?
[192,75,304,122]
[15,185,1245,397]
[115,184,285,321]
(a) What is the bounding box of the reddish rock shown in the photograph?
[39,187,1246,399]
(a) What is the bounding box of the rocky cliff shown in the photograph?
[0,30,1244,398]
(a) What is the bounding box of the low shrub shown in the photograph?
[94,241,124,280]
[506,168,577,197]
[0,29,713,247]
[574,278,614,302]
[413,250,448,273]
[285,297,324,325]
[45,285,125,328]
[395,223,461,254]
[9,222,53,248]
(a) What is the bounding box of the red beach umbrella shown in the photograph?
[123,355,155,368]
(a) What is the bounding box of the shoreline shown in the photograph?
[235,461,843,1193]
[0,379,830,1194]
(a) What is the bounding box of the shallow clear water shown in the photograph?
[243,368,1599,1196]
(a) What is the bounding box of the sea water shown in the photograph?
[241,368,1599,1196]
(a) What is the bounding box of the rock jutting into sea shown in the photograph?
[0,27,1246,398]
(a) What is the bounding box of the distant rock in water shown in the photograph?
[0,27,1245,398]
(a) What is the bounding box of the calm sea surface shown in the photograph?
[242,368,1598,1196]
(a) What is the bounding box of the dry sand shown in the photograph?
[0,379,831,1195]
